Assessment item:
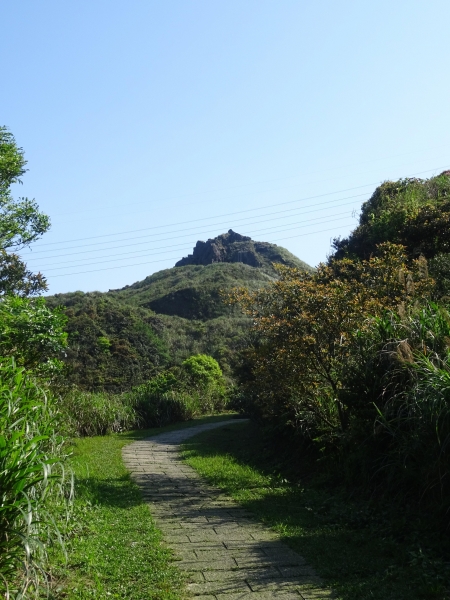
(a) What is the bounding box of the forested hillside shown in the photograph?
[47,232,312,390]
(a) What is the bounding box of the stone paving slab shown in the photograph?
[122,420,336,599]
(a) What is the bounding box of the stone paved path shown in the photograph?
[122,420,335,600]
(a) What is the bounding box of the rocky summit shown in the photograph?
[175,229,312,274]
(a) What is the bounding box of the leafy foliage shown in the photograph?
[0,126,49,296]
[125,354,228,427]
[332,171,450,261]
[230,244,432,434]
[0,359,70,598]
[0,295,67,375]
[45,292,169,391]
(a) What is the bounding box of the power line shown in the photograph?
[32,161,450,280]
[25,162,450,254]
[26,195,365,264]
[39,243,194,270]
[50,222,356,278]
[51,142,450,218]
[28,182,377,247]
[40,211,355,272]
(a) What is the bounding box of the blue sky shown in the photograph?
[3,1,450,294]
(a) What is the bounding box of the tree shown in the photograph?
[332,172,450,261]
[229,244,433,434]
[0,126,50,295]
[0,295,67,374]
[0,127,67,375]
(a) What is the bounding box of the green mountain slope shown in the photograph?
[111,262,275,320]
[110,231,313,320]
[47,232,312,390]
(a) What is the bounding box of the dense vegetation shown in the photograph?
[0,127,239,595]
[230,172,450,539]
[332,171,450,261]
[45,292,169,391]
[0,127,72,597]
[3,120,450,598]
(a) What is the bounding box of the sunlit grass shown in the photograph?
[183,421,450,600]
[52,415,236,598]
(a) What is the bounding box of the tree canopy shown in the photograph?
[0,126,50,295]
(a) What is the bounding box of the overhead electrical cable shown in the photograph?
[22,192,367,259]
[24,162,450,252]
[37,243,195,269]
[40,212,356,271]
[52,142,450,217]
[26,196,364,265]
[27,182,379,247]
[50,222,356,278]
[43,214,355,273]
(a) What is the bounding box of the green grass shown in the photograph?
[51,415,236,599]
[182,421,450,600]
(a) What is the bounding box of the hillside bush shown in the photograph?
[126,354,229,427]
[0,358,70,597]
[45,293,169,392]
[0,295,67,376]
[332,171,450,261]
[231,246,450,520]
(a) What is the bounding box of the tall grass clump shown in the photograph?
[126,384,201,427]
[362,304,450,511]
[59,389,139,437]
[0,358,70,598]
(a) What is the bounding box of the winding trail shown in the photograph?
[122,420,335,600]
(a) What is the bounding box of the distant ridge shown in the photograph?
[175,229,313,274]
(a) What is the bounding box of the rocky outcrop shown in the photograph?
[175,230,311,273]
[175,230,254,267]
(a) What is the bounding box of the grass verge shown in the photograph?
[51,414,236,599]
[182,420,450,600]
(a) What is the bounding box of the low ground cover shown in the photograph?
[182,420,450,600]
[50,415,234,599]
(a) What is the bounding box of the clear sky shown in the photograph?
[2,1,450,294]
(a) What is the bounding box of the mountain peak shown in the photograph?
[175,230,311,273]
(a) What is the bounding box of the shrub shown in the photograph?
[357,304,450,510]
[126,354,229,428]
[181,354,228,412]
[0,295,67,376]
[332,172,450,261]
[0,358,70,597]
[230,244,432,434]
